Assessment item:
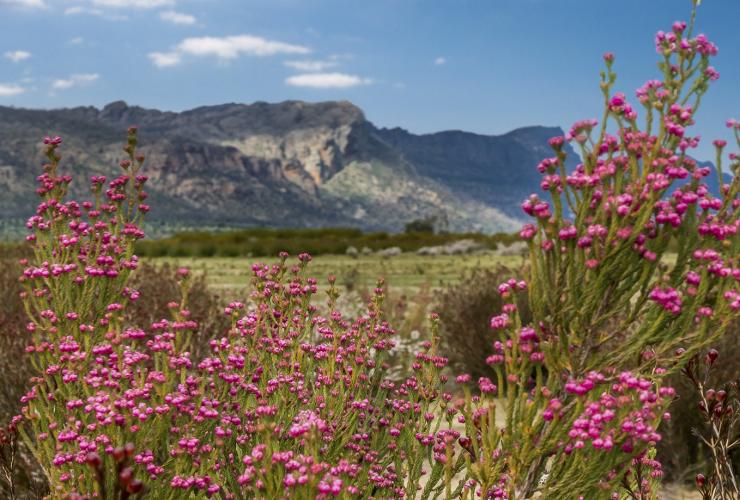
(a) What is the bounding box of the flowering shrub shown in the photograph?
[14,129,464,498]
[450,4,738,497]
[5,2,739,499]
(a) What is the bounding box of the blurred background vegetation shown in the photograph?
[132,227,519,258]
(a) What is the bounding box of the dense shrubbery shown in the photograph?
[0,257,230,498]
[126,263,230,361]
[133,227,517,258]
[0,260,227,421]
[1,3,738,498]
[435,267,532,383]
[0,259,34,425]
[435,267,739,490]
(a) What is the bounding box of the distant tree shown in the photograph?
[404,215,442,234]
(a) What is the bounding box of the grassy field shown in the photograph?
[148,252,528,293]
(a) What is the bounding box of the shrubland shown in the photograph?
[1,2,738,498]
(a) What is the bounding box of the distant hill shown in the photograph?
[0,100,580,236]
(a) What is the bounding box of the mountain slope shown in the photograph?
[375,125,579,217]
[0,100,574,236]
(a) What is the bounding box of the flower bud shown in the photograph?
[127,479,144,494]
[119,466,133,485]
[706,349,719,365]
[85,452,102,468]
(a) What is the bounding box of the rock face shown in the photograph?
[0,100,578,235]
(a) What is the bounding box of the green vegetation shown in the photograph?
[148,253,525,292]
[133,227,519,258]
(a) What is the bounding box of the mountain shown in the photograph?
[0,100,576,237]
[375,125,567,217]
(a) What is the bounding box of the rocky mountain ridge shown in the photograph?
[0,100,578,236]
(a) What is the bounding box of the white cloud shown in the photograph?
[4,50,31,62]
[91,0,173,8]
[0,83,25,97]
[178,35,309,59]
[285,72,370,89]
[149,34,310,67]
[149,51,182,68]
[64,6,128,20]
[434,57,446,66]
[68,36,84,44]
[160,10,196,25]
[1,0,47,8]
[284,60,338,72]
[4,0,174,12]
[51,73,99,90]
[64,6,89,14]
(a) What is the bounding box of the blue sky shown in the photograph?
[0,0,738,161]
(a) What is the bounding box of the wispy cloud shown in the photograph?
[0,83,26,97]
[51,73,99,91]
[283,60,338,72]
[91,0,173,8]
[149,34,310,67]
[68,36,84,45]
[63,0,172,17]
[0,0,47,9]
[64,6,128,20]
[160,10,196,25]
[178,35,309,59]
[434,56,446,66]
[4,50,31,62]
[149,51,182,68]
[285,72,370,89]
[65,6,92,14]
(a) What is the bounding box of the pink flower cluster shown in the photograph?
[565,372,674,455]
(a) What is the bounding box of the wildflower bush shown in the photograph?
[450,8,738,496]
[2,2,739,498]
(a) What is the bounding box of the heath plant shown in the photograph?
[450,2,739,498]
[13,129,465,498]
